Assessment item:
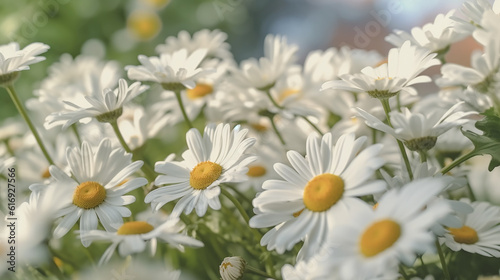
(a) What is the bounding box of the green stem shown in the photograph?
[380,98,413,180]
[220,187,276,278]
[440,150,476,174]
[436,239,451,280]
[300,115,324,136]
[221,187,250,224]
[269,116,286,146]
[71,123,82,145]
[5,85,54,165]
[418,150,427,163]
[225,184,253,206]
[247,265,278,279]
[3,139,15,156]
[399,264,410,280]
[174,90,193,129]
[466,183,477,202]
[264,88,283,109]
[110,120,132,153]
[110,121,156,184]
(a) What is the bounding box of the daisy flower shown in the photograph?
[249,132,386,261]
[79,217,204,265]
[230,34,298,90]
[436,38,500,94]
[325,177,453,280]
[321,41,440,99]
[156,29,233,62]
[0,42,49,85]
[219,256,246,280]
[386,10,468,54]
[145,123,256,217]
[126,48,213,90]
[452,0,499,35]
[441,199,500,257]
[50,138,147,246]
[45,79,149,129]
[355,102,475,151]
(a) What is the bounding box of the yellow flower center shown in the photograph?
[448,225,479,244]
[190,161,223,190]
[41,167,51,179]
[247,165,267,177]
[186,83,214,100]
[303,173,344,212]
[359,219,401,257]
[127,10,162,40]
[117,221,155,235]
[72,181,107,209]
[277,88,300,104]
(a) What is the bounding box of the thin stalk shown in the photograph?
[300,115,324,136]
[380,98,413,180]
[220,187,276,278]
[225,184,253,206]
[264,88,283,109]
[221,187,250,224]
[398,265,410,280]
[71,123,82,145]
[3,139,15,156]
[247,265,278,279]
[269,116,286,146]
[466,183,477,202]
[174,90,193,129]
[110,121,156,184]
[436,239,451,280]
[418,150,427,163]
[6,85,54,165]
[440,150,476,174]
[110,120,132,153]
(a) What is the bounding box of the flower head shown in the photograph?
[324,178,453,279]
[79,217,203,265]
[45,79,149,129]
[50,139,147,246]
[249,133,386,261]
[220,256,246,280]
[441,199,500,257]
[0,42,49,80]
[126,48,213,89]
[322,41,440,99]
[145,123,256,217]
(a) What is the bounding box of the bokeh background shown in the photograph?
[0,0,481,120]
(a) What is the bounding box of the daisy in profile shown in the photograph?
[325,177,453,280]
[321,41,440,99]
[230,34,298,90]
[156,29,233,62]
[126,48,213,90]
[356,102,474,151]
[441,199,500,257]
[386,10,468,54]
[45,79,149,129]
[0,42,49,85]
[249,133,386,261]
[50,139,147,246]
[79,217,204,265]
[145,123,256,217]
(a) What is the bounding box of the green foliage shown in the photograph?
[462,108,500,171]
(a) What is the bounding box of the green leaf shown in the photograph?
[462,108,500,171]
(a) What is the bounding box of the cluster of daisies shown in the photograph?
[2,0,500,279]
